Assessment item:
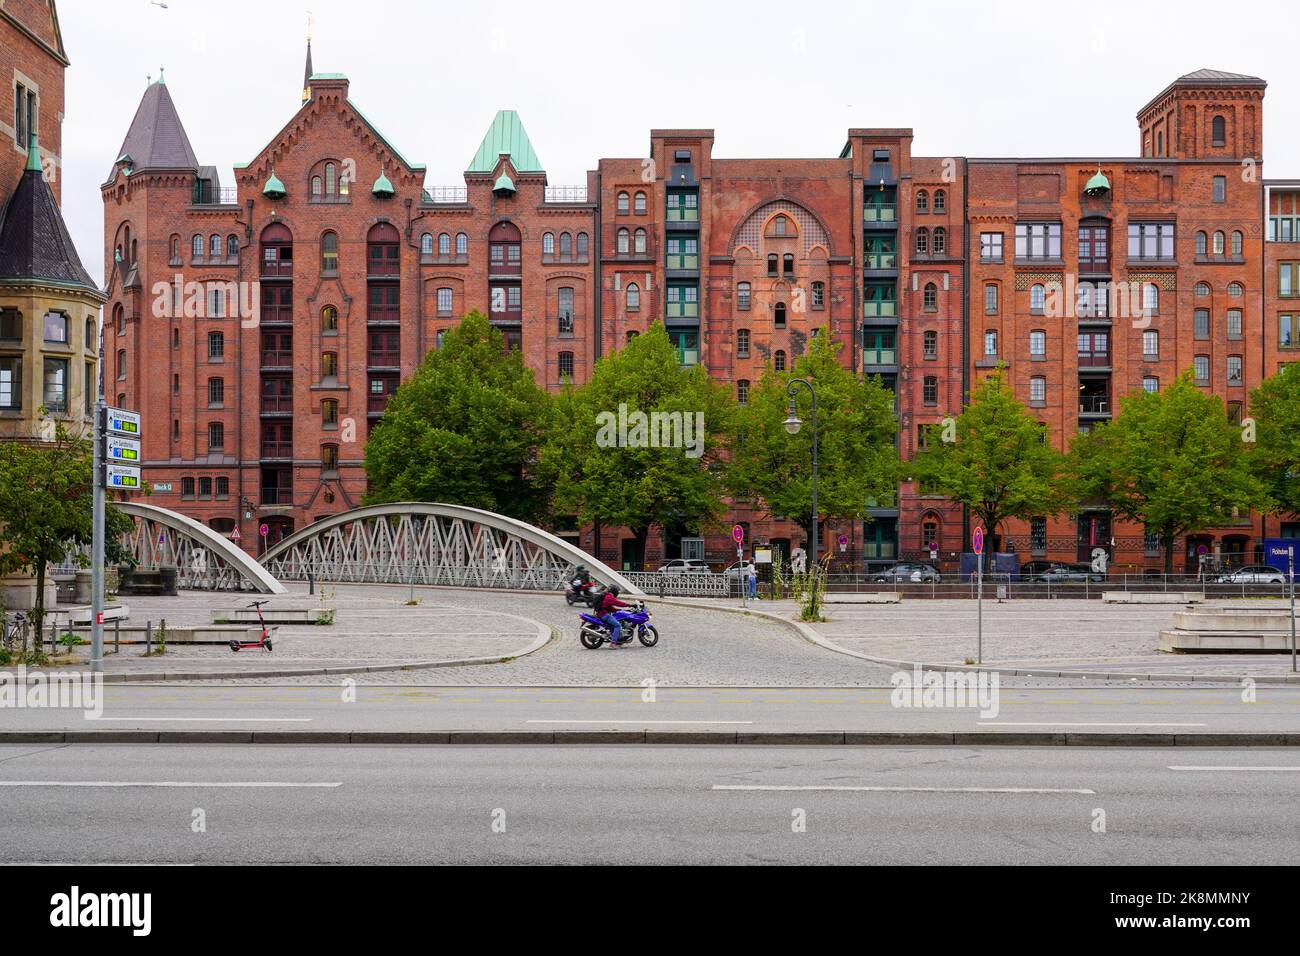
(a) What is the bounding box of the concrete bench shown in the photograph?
[824,593,902,604]
[211,607,333,625]
[62,624,262,645]
[1159,629,1297,653]
[64,604,130,625]
[118,569,178,597]
[1104,591,1205,604]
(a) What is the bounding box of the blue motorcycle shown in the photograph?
[578,601,659,649]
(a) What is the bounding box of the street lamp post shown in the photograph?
[783,378,819,572]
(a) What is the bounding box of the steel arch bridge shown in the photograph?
[116,502,287,594]
[258,502,643,595]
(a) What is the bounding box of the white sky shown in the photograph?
[57,0,1300,284]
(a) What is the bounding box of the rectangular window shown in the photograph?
[923,377,938,405]
[0,308,19,340]
[984,284,998,315]
[1194,355,1210,383]
[43,311,67,344]
[85,361,94,417]
[979,232,1003,262]
[558,351,574,380]
[1280,263,1299,297]
[1014,222,1062,260]
[216,476,230,498]
[1030,377,1046,403]
[1030,516,1047,554]
[0,356,20,410]
[42,358,68,411]
[208,421,224,451]
[14,83,26,146]
[1128,222,1176,261]
[181,477,195,499]
[557,288,575,335]
[198,477,213,499]
[208,377,224,406]
[1282,315,1298,349]
[1143,330,1159,358]
[737,328,750,358]
[1029,330,1046,356]
[1227,355,1243,383]
[1213,176,1226,203]
[984,330,997,357]
[1194,309,1209,339]
[1227,309,1242,340]
[208,331,224,361]
[1143,376,1159,393]
[437,287,453,315]
[117,349,126,381]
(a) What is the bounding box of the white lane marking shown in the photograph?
[712,785,1095,794]
[0,781,342,788]
[1168,766,1300,772]
[87,717,314,722]
[526,719,753,725]
[983,722,1207,727]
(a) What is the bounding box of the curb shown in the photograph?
[6,730,1300,747]
[48,619,557,684]
[654,597,1300,686]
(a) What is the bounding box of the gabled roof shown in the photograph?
[0,136,102,295]
[467,110,543,174]
[109,79,199,180]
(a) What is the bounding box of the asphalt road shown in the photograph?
[4,683,1299,734]
[1,744,1297,864]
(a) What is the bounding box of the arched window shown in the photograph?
[933,189,946,212]
[227,235,238,258]
[321,231,339,272]
[438,233,451,257]
[767,254,778,276]
[456,232,468,256]
[557,287,575,335]
[85,317,96,350]
[259,223,293,276]
[1143,283,1159,314]
[1157,130,1164,155]
[321,305,338,332]
[321,352,338,379]
[321,443,339,472]
[617,228,629,254]
[774,350,786,372]
[322,398,339,427]
[984,283,999,314]
[367,222,400,275]
[542,232,555,255]
[634,191,646,214]
[916,227,929,255]
[1196,231,1208,255]
[576,232,588,258]
[774,302,787,328]
[324,163,336,196]
[773,215,789,236]
[559,232,572,258]
[916,189,929,213]
[1195,282,1211,297]
[1212,115,1226,146]
[737,379,750,405]
[1231,231,1243,256]
[617,191,630,214]
[208,234,220,257]
[170,235,180,261]
[923,282,938,311]
[922,516,940,550]
[1030,283,1046,313]
[192,234,204,258]
[626,283,640,311]
[311,176,322,197]
[737,282,751,310]
[933,227,946,255]
[923,330,938,359]
[114,303,125,333]
[420,233,433,256]
[634,228,646,254]
[783,253,794,275]
[736,328,750,357]
[1213,231,1225,255]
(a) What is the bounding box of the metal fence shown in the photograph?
[622,572,735,597]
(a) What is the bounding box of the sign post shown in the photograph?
[732,524,746,605]
[1290,546,1296,673]
[972,526,985,665]
[92,406,143,673]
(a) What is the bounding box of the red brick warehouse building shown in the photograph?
[102,52,1296,572]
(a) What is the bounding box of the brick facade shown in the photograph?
[103,61,1299,571]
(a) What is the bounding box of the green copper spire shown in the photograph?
[372,169,394,197]
[1084,165,1111,197]
[263,167,286,199]
[25,132,41,172]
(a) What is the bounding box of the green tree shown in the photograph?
[363,311,552,523]
[1247,362,1300,519]
[0,421,130,641]
[539,322,734,567]
[911,370,1069,551]
[1072,369,1266,574]
[727,333,900,548]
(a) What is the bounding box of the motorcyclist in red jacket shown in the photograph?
[596,586,632,644]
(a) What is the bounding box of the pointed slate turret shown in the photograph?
[0,134,101,294]
[109,78,199,181]
[302,38,314,103]
[467,110,543,173]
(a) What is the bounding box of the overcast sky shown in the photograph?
[58,0,1300,284]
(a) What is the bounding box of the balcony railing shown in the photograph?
[192,184,238,205]
[666,300,699,319]
[864,203,897,223]
[865,252,898,269]
[260,441,293,459]
[424,186,468,204]
[367,252,400,277]
[862,348,898,366]
[1079,395,1110,414]
[544,185,588,203]
[676,347,700,367]
[261,395,293,414]
[367,351,400,368]
[261,487,292,506]
[1078,351,1111,368]
[260,350,292,368]
[367,393,393,414]
[666,254,699,270]
[863,300,897,317]
[260,259,293,278]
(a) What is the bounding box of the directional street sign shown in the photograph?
[105,463,143,490]
[105,433,141,463]
[105,407,141,436]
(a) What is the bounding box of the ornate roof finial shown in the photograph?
[159,65,165,85]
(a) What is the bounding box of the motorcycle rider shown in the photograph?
[594,585,633,645]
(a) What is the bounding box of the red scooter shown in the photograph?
[229,600,275,652]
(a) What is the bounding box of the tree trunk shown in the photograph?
[631,527,650,572]
[32,558,47,654]
[1163,527,1177,577]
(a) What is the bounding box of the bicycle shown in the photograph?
[228,600,276,653]
[2,612,27,654]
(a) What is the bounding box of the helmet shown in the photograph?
[608,586,621,596]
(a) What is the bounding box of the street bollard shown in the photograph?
[113,617,120,655]
[308,570,315,596]
[145,619,151,656]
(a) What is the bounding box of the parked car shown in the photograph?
[1018,560,1058,581]
[1214,565,1286,585]
[1030,563,1106,583]
[657,558,713,575]
[873,562,941,584]
[722,560,757,580]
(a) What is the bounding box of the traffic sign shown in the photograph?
[972,526,985,556]
[259,523,269,538]
[732,524,745,544]
[105,463,142,490]
[105,433,141,463]
[230,527,241,542]
[105,407,141,437]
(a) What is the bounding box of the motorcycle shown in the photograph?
[578,601,659,649]
[565,578,605,607]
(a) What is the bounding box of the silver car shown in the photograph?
[657,559,712,575]
[1215,565,1286,585]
